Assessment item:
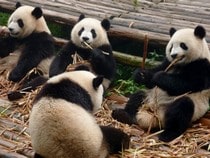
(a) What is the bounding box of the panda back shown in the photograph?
[29,97,108,158]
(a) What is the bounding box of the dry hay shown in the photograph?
[0,76,210,158]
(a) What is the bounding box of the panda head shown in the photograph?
[48,70,104,112]
[71,14,110,48]
[166,25,210,64]
[7,2,50,38]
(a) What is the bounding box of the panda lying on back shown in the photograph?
[0,2,54,86]
[29,70,129,158]
[49,14,116,89]
[112,25,210,142]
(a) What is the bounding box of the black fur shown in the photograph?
[34,78,94,111]
[15,2,21,9]
[34,153,44,158]
[93,76,103,90]
[112,91,146,125]
[169,27,176,37]
[194,25,206,39]
[0,36,17,58]
[133,59,170,88]
[134,58,210,96]
[100,126,130,154]
[74,65,90,71]
[159,96,194,142]
[5,32,55,82]
[49,41,116,81]
[78,14,85,21]
[152,59,210,96]
[101,19,110,31]
[32,7,43,19]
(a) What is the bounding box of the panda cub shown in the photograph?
[49,14,116,89]
[112,25,210,142]
[0,2,54,87]
[29,70,129,158]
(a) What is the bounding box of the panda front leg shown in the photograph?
[159,96,194,142]
[112,91,146,125]
[34,153,44,158]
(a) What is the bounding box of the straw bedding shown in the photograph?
[0,74,209,158]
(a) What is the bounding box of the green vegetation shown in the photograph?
[0,12,9,25]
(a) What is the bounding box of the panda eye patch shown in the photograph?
[180,42,188,50]
[78,27,84,36]
[17,19,24,28]
[91,29,96,38]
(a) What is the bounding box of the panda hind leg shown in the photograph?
[112,91,145,125]
[100,126,130,154]
[159,96,194,142]
[34,153,44,158]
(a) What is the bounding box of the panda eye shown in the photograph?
[17,19,24,28]
[78,27,84,36]
[91,29,96,38]
[180,42,188,50]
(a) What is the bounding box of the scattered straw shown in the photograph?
[0,74,209,158]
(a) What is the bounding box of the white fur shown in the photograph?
[136,27,210,129]
[166,28,210,64]
[8,6,50,38]
[136,88,210,129]
[71,18,109,49]
[29,71,106,158]
[37,56,55,77]
[48,71,104,112]
[29,98,108,158]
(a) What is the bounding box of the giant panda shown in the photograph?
[49,14,116,89]
[29,70,129,158]
[0,2,55,95]
[112,25,210,142]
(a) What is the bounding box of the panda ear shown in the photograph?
[101,19,110,31]
[15,2,22,9]
[93,76,103,90]
[194,25,206,39]
[169,27,176,37]
[78,14,85,22]
[32,7,43,19]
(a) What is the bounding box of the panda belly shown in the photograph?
[29,97,108,158]
[188,89,210,121]
[37,56,54,77]
[136,87,175,129]
[136,87,210,129]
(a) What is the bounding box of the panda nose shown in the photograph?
[82,37,89,41]
[9,28,13,32]
[171,54,177,59]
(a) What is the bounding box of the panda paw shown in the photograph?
[152,71,168,87]
[8,70,22,82]
[112,109,134,125]
[133,68,154,87]
[91,48,105,61]
[158,130,181,142]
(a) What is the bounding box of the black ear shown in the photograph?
[16,2,21,9]
[169,27,176,37]
[93,76,103,90]
[32,7,43,19]
[78,14,85,22]
[101,19,110,31]
[194,25,206,39]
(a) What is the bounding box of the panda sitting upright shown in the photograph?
[0,2,54,86]
[112,25,210,142]
[49,14,116,89]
